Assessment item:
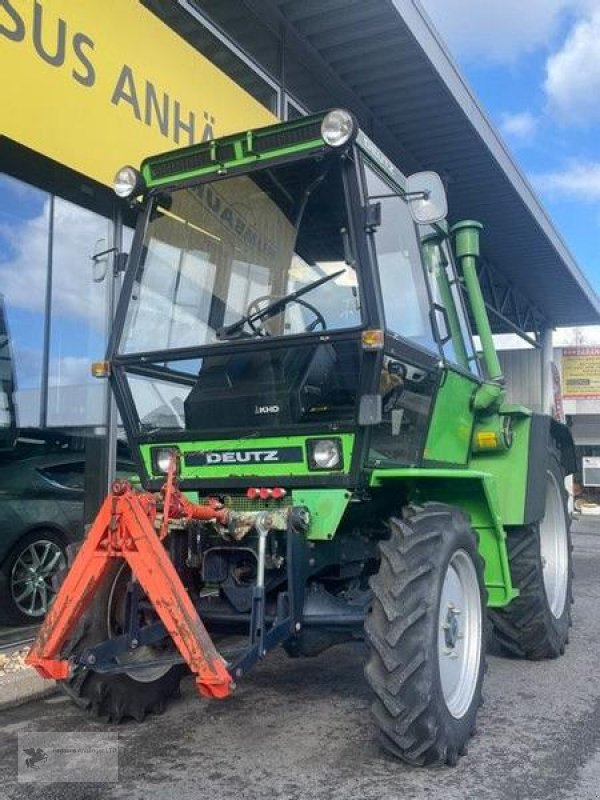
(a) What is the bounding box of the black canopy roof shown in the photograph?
[146,0,600,336]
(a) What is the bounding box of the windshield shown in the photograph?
[127,340,361,434]
[119,157,361,354]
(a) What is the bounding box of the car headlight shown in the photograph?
[152,447,180,474]
[113,165,143,198]
[321,109,355,147]
[307,438,343,471]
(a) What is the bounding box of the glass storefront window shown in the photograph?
[47,198,112,428]
[0,174,50,428]
[189,0,282,80]
[285,97,308,120]
[0,170,130,433]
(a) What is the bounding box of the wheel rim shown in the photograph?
[540,470,569,619]
[107,564,173,683]
[10,539,66,618]
[438,549,482,719]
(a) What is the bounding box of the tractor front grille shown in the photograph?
[200,495,282,513]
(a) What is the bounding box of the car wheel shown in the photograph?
[0,530,67,625]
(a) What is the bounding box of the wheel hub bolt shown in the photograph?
[443,605,461,649]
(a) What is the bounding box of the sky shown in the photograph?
[419,0,600,342]
[0,173,111,428]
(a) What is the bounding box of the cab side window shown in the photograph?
[421,232,481,376]
[364,164,438,353]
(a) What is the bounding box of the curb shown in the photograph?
[0,667,58,711]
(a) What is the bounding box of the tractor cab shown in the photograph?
[109,110,481,493]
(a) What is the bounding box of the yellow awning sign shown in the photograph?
[0,0,275,186]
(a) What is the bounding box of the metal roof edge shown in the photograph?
[391,0,600,318]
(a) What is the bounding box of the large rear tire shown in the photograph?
[365,503,486,766]
[489,452,573,659]
[59,562,184,722]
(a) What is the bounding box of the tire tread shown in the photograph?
[365,502,486,766]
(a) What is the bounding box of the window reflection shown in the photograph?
[0,174,130,431]
[47,198,112,428]
[121,161,360,354]
[0,175,49,427]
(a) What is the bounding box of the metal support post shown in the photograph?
[540,327,554,415]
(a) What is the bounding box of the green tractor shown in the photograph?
[29,109,574,766]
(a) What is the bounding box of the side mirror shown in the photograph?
[90,238,110,283]
[405,171,447,225]
[90,239,128,282]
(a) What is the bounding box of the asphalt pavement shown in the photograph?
[0,626,37,652]
[2,519,600,800]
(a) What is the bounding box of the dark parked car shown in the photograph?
[0,436,135,625]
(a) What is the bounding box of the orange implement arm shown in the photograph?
[25,500,115,680]
[26,485,232,699]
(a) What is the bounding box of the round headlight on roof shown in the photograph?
[113,165,142,198]
[321,109,355,147]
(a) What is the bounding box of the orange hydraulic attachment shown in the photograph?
[26,471,233,700]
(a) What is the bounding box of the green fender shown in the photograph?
[369,468,518,608]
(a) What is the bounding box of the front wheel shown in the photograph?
[59,563,184,722]
[365,503,486,766]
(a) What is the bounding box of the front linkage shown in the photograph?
[26,463,309,697]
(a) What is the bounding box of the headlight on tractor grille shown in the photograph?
[307,438,343,471]
[151,446,180,475]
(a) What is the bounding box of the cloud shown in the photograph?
[11,345,43,391]
[418,0,585,63]
[533,161,600,201]
[0,174,46,204]
[48,355,95,388]
[0,197,109,332]
[499,111,538,142]
[544,9,600,125]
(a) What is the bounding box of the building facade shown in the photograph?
[1,0,598,498]
[0,0,285,446]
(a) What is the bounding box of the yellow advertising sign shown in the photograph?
[0,0,275,186]
[561,347,600,398]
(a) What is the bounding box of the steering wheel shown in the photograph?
[246,295,327,336]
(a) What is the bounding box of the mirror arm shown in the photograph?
[91,246,128,276]
[91,246,118,263]
[404,190,430,200]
